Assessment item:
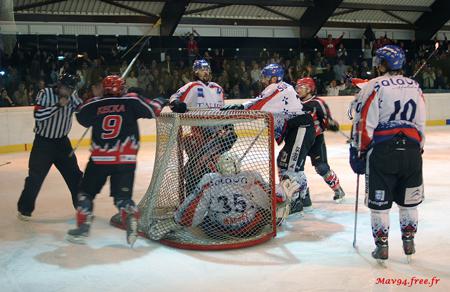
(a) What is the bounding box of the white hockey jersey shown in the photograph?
[175,171,270,230]
[351,74,426,152]
[169,81,224,109]
[243,82,305,143]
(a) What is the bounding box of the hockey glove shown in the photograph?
[327,119,340,132]
[220,104,244,111]
[349,146,366,174]
[169,100,187,113]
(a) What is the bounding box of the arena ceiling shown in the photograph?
[10,0,450,40]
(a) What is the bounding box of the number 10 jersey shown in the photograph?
[351,74,426,152]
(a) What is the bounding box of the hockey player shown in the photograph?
[296,77,345,206]
[66,75,167,246]
[169,59,224,112]
[148,152,272,240]
[350,45,426,263]
[169,59,236,197]
[223,64,315,216]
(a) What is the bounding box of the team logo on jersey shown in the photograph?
[282,96,289,105]
[375,190,385,201]
[216,87,222,95]
[404,184,424,205]
[197,87,204,98]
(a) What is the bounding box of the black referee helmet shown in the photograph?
[58,73,79,89]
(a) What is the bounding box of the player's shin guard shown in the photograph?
[399,206,418,256]
[371,209,390,261]
[66,193,93,244]
[117,199,140,247]
[321,170,345,202]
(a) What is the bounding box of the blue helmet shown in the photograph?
[261,63,284,82]
[192,59,211,72]
[375,45,405,70]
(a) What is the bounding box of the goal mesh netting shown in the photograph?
[112,110,276,250]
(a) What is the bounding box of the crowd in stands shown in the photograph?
[1,32,449,107]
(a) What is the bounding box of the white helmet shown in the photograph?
[216,152,241,175]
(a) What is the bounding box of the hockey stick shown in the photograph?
[412,42,439,79]
[69,25,159,157]
[0,161,11,167]
[338,129,351,141]
[239,127,266,162]
[352,174,360,248]
[121,18,161,59]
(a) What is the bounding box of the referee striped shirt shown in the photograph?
[34,88,82,139]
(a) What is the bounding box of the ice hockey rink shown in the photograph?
[0,127,449,292]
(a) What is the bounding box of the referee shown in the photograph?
[17,74,83,220]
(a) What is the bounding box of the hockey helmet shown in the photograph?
[192,59,211,73]
[217,152,241,175]
[103,75,125,97]
[374,45,405,71]
[296,77,316,93]
[261,64,284,82]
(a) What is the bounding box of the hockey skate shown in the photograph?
[402,232,416,263]
[66,219,92,244]
[121,206,141,248]
[17,212,31,221]
[333,186,345,203]
[371,237,389,266]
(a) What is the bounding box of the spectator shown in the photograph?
[250,62,261,84]
[211,48,224,74]
[359,60,372,80]
[316,32,345,64]
[229,84,242,99]
[435,69,448,89]
[362,42,373,67]
[422,67,437,89]
[162,54,173,74]
[0,88,15,107]
[336,43,348,62]
[13,83,30,106]
[27,84,37,105]
[125,70,138,88]
[333,59,348,82]
[325,80,346,96]
[186,30,200,65]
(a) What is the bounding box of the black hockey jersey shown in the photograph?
[76,93,160,165]
[301,96,332,136]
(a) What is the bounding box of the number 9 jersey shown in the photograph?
[76,93,161,165]
[351,74,426,152]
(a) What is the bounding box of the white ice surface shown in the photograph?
[1,128,449,292]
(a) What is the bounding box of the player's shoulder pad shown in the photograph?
[208,81,223,89]
[198,172,217,185]
[260,83,280,98]
[357,76,381,101]
[173,81,201,96]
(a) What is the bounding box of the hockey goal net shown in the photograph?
[112,110,276,250]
